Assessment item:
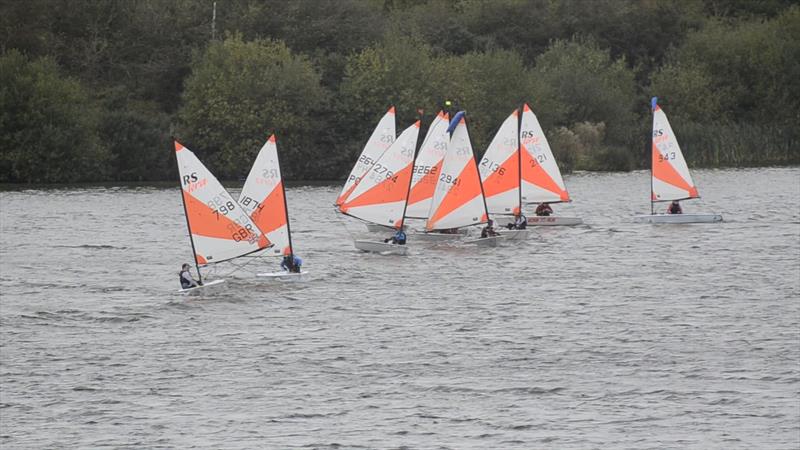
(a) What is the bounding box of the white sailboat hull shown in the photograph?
[408,231,467,242]
[633,213,723,224]
[177,279,226,295]
[464,236,503,247]
[497,229,530,240]
[526,216,583,226]
[354,240,409,255]
[256,270,308,280]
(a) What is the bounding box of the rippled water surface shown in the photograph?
[1,167,799,449]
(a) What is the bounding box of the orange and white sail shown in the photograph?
[405,111,450,219]
[336,107,396,206]
[339,121,420,229]
[175,141,270,265]
[238,135,292,256]
[651,97,698,201]
[479,108,520,215]
[426,113,488,231]
[520,103,570,204]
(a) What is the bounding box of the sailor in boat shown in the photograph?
[667,200,683,215]
[535,202,553,216]
[180,263,201,289]
[481,220,500,238]
[506,213,527,230]
[281,252,303,273]
[384,228,407,245]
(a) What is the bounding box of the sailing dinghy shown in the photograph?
[519,104,581,226]
[339,120,421,255]
[404,111,469,242]
[174,141,272,293]
[426,112,501,247]
[633,98,723,224]
[238,135,308,279]
[478,107,529,241]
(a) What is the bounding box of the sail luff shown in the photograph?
[177,165,203,284]
[275,136,295,257]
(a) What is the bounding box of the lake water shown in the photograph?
[1,167,798,449]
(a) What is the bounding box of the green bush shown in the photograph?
[0,50,109,183]
[177,34,328,179]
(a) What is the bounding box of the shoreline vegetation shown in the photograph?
[1,0,798,184]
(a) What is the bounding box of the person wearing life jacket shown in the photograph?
[384,228,407,245]
[535,202,553,216]
[179,263,201,289]
[481,220,500,238]
[667,200,682,214]
[513,212,527,229]
[281,252,303,273]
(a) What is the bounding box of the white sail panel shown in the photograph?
[238,135,290,256]
[520,104,570,204]
[651,100,698,201]
[339,121,420,228]
[406,111,449,219]
[479,109,520,215]
[175,141,270,265]
[426,116,488,230]
[336,107,396,205]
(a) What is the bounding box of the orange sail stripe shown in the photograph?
[482,151,519,199]
[251,181,287,235]
[521,145,570,201]
[336,182,358,206]
[183,189,263,243]
[340,163,413,212]
[175,141,184,152]
[196,254,208,264]
[652,146,697,196]
[427,160,482,228]
[407,160,443,206]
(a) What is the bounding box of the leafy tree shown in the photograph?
[177,34,327,179]
[529,37,639,167]
[0,50,109,182]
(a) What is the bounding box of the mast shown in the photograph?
[399,114,426,229]
[468,112,492,228]
[276,137,295,259]
[177,165,203,285]
[650,97,656,215]
[517,104,523,216]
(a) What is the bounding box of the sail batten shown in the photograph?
[175,141,271,266]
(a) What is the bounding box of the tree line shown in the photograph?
[1,0,798,183]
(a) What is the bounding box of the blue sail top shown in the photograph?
[447,111,465,134]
